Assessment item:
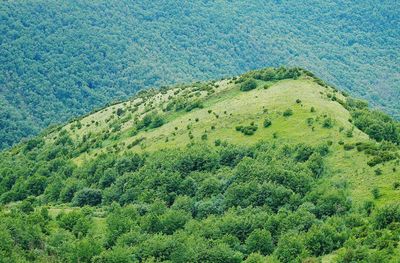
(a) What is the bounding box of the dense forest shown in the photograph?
[1,0,399,149]
[0,68,399,262]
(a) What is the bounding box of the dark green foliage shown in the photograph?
[185,100,204,112]
[240,79,258,91]
[150,115,165,128]
[283,109,293,117]
[275,233,306,263]
[236,124,258,135]
[240,67,303,82]
[245,229,274,255]
[367,152,397,167]
[322,117,334,128]
[350,108,400,144]
[374,204,400,229]
[371,187,380,199]
[72,188,102,206]
[263,118,272,128]
[343,144,355,151]
[137,113,166,131]
[305,223,346,256]
[57,210,91,238]
[374,168,383,176]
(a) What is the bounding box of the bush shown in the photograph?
[236,125,258,135]
[57,210,91,237]
[343,144,355,151]
[374,168,382,176]
[263,118,272,128]
[185,100,203,112]
[367,152,396,167]
[322,118,333,128]
[240,79,257,91]
[150,115,165,128]
[305,224,344,256]
[374,204,400,229]
[371,187,380,199]
[73,188,102,207]
[283,109,293,117]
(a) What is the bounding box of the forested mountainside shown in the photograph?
[0,68,399,262]
[1,0,399,149]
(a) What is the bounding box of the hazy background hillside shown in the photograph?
[1,0,399,149]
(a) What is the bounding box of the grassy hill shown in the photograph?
[0,68,399,262]
[1,0,399,149]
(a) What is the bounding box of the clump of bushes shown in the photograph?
[72,188,102,206]
[343,144,355,151]
[240,79,257,91]
[136,113,165,130]
[367,152,397,167]
[185,100,204,112]
[236,123,258,135]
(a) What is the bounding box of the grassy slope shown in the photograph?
[46,76,399,209]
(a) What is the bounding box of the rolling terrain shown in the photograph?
[0,68,399,262]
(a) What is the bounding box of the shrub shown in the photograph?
[236,124,258,135]
[263,118,272,128]
[150,115,165,128]
[73,188,102,206]
[374,204,400,229]
[343,144,355,151]
[367,152,396,167]
[185,100,203,112]
[371,187,380,199]
[374,168,383,176]
[57,210,90,237]
[305,224,344,256]
[240,79,257,91]
[283,109,293,117]
[322,117,333,128]
[116,108,124,116]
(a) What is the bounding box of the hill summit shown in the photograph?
[0,67,399,262]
